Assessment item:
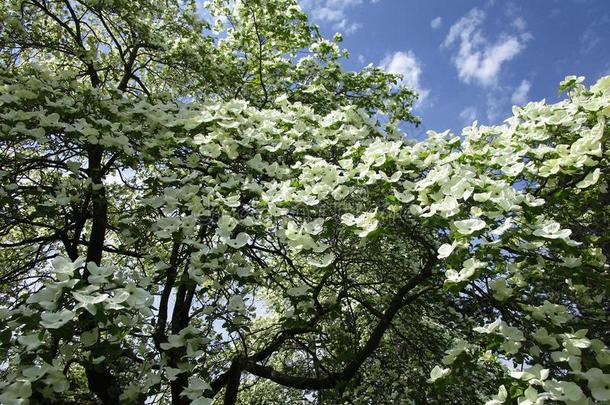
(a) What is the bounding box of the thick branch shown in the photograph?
[213,258,436,396]
[84,145,107,267]
[223,358,244,405]
[153,239,181,349]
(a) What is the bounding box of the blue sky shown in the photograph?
[300,0,610,138]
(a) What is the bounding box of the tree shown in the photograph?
[0,1,609,405]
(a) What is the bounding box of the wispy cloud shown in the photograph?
[512,16,526,31]
[578,15,609,54]
[301,0,370,35]
[486,91,504,122]
[430,16,442,29]
[460,106,478,124]
[580,26,601,54]
[379,51,429,102]
[511,79,531,105]
[443,8,528,86]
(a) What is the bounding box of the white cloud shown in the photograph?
[443,8,527,86]
[580,29,600,54]
[430,17,442,29]
[579,17,607,54]
[460,106,478,124]
[313,6,344,22]
[358,54,365,64]
[379,51,429,102]
[302,0,369,35]
[486,93,503,122]
[512,16,526,31]
[511,79,531,105]
[335,18,362,34]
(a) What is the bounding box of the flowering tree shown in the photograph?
[1,1,609,404]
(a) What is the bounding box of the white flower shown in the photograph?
[430,196,460,218]
[303,218,325,235]
[40,309,74,329]
[442,339,469,365]
[181,377,212,400]
[225,232,249,249]
[286,285,309,297]
[437,241,457,259]
[199,142,222,158]
[332,185,350,200]
[0,379,32,404]
[532,221,572,240]
[105,290,130,310]
[551,349,582,371]
[576,168,601,188]
[216,215,238,239]
[191,397,213,405]
[80,328,99,347]
[492,218,513,236]
[473,192,491,202]
[285,221,303,240]
[562,256,582,268]
[517,386,544,405]
[27,283,68,310]
[119,383,143,403]
[500,323,525,342]
[22,364,51,381]
[42,368,70,393]
[445,258,485,284]
[160,334,185,351]
[529,301,572,325]
[72,291,109,315]
[542,380,584,402]
[532,328,559,349]
[503,162,524,177]
[427,365,450,383]
[234,266,252,278]
[121,284,151,309]
[489,279,513,301]
[485,385,508,405]
[17,333,44,351]
[341,211,379,237]
[227,295,246,313]
[394,190,415,204]
[473,318,502,335]
[453,218,486,235]
[284,221,320,251]
[510,364,549,383]
[247,154,265,172]
[307,253,335,268]
[51,256,84,280]
[164,367,184,382]
[87,262,114,284]
[582,368,610,401]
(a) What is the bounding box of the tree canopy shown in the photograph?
[0,1,609,404]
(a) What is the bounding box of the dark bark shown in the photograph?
[85,367,122,405]
[169,272,197,404]
[223,359,244,405]
[153,240,182,349]
[170,375,190,405]
[85,145,107,268]
[165,227,207,403]
[82,145,121,404]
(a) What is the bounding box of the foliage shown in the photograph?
[0,0,609,404]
